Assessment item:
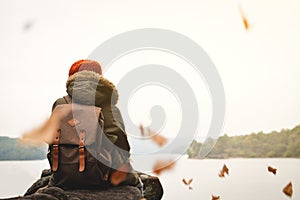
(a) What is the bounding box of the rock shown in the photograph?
[23,186,141,200]
[12,186,141,200]
[41,169,52,178]
[24,176,50,195]
[22,193,59,200]
[66,187,142,200]
[3,169,163,200]
[0,197,23,200]
[138,173,164,200]
[37,187,67,200]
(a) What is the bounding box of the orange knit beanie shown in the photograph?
[68,59,102,77]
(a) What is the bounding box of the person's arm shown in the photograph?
[101,104,130,152]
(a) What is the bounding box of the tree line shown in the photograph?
[187,125,300,159]
[1,125,299,160]
[0,137,47,160]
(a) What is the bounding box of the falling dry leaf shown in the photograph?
[212,194,220,200]
[182,178,193,190]
[182,178,193,185]
[223,164,229,175]
[239,4,250,30]
[242,15,249,30]
[139,124,145,137]
[110,163,130,186]
[182,178,188,185]
[218,171,225,178]
[139,126,168,147]
[267,166,277,175]
[151,134,168,147]
[283,182,293,198]
[218,164,229,178]
[147,128,168,147]
[21,117,58,146]
[152,159,175,175]
[20,117,55,145]
[21,105,72,145]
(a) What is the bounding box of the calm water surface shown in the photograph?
[0,158,299,199]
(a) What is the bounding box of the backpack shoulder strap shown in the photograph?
[63,95,72,104]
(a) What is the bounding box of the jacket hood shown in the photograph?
[66,70,119,106]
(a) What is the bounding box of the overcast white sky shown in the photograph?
[0,0,300,139]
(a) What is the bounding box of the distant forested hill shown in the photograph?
[0,136,47,160]
[187,125,300,159]
[1,125,300,160]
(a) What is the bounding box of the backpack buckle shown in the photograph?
[79,130,86,172]
[52,129,61,172]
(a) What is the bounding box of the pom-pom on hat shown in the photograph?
[68,59,102,77]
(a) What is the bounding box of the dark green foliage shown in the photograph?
[187,125,300,158]
[0,136,47,160]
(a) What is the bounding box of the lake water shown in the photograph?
[0,158,299,199]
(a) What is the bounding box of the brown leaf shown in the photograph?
[187,178,193,185]
[218,164,229,178]
[21,105,73,145]
[152,134,168,147]
[267,166,277,175]
[223,164,229,175]
[242,16,249,30]
[152,159,175,175]
[182,178,188,185]
[212,194,220,200]
[239,4,250,31]
[218,171,225,178]
[110,163,130,186]
[139,126,168,147]
[148,128,168,147]
[139,124,145,137]
[283,182,293,197]
[182,178,193,186]
[21,117,58,146]
[182,178,193,190]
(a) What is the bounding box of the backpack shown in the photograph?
[47,95,113,189]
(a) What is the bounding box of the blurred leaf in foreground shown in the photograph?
[282,182,293,198]
[239,4,250,30]
[21,105,71,145]
[139,124,145,137]
[110,163,130,186]
[147,128,168,147]
[152,159,175,175]
[139,125,168,147]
